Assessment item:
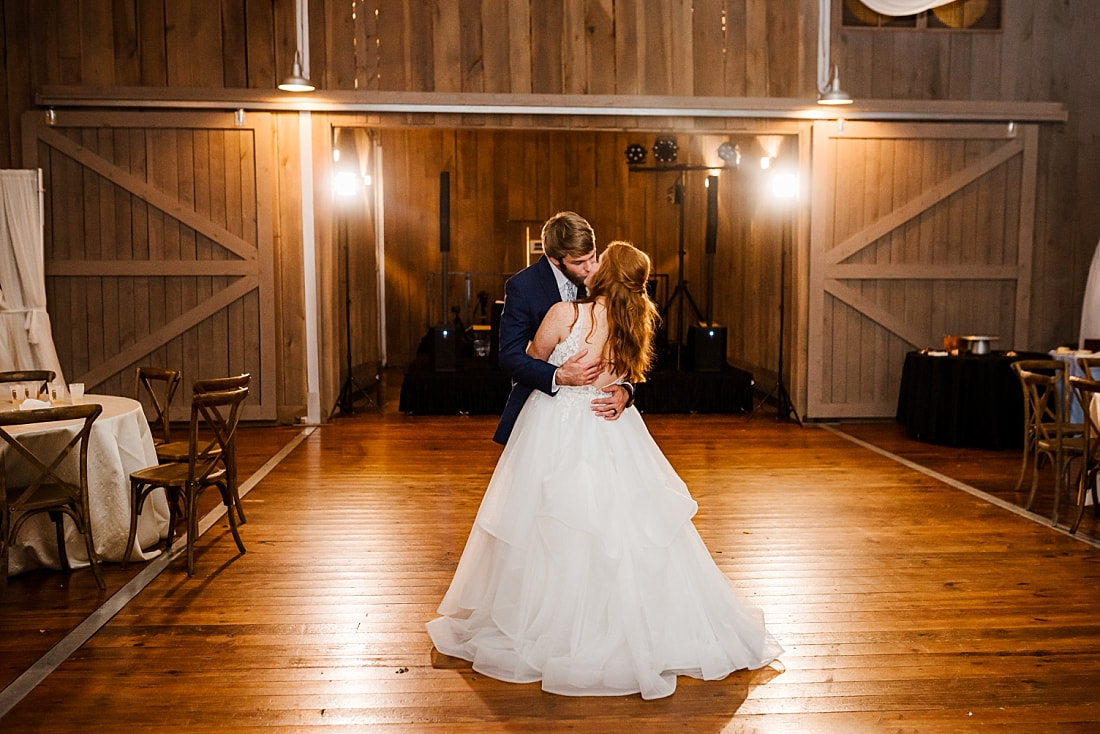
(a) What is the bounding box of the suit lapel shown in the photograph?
[535,256,563,307]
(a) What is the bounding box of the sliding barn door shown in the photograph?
[807,121,1037,419]
[23,111,277,421]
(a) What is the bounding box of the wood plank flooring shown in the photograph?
[3,384,1100,731]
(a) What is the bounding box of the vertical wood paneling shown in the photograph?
[433,1,461,92]
[531,0,563,93]
[692,0,725,96]
[135,0,167,86]
[585,0,615,95]
[221,0,249,88]
[243,0,276,89]
[480,0,512,93]
[505,0,532,94]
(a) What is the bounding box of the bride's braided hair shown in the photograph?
[585,241,660,382]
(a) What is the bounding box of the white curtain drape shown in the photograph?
[1081,238,1100,349]
[860,0,955,15]
[0,169,65,387]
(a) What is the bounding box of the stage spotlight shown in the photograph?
[771,172,800,200]
[625,143,647,165]
[717,142,741,167]
[653,137,678,163]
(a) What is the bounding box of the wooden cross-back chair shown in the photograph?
[133,366,182,449]
[1,403,105,591]
[1069,375,1100,534]
[0,370,56,400]
[125,386,249,576]
[155,373,251,524]
[1079,355,1100,379]
[1011,361,1085,525]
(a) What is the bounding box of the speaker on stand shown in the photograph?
[689,174,726,372]
[432,171,459,372]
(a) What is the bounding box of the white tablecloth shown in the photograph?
[1048,350,1099,425]
[3,394,170,575]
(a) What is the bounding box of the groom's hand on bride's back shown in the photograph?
[554,349,601,386]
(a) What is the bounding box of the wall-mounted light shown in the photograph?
[233,108,246,127]
[45,108,56,126]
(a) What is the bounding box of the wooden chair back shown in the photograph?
[1011,360,1084,524]
[133,366,182,445]
[1069,375,1100,533]
[192,373,251,393]
[1078,355,1100,380]
[0,370,56,400]
[185,387,249,484]
[0,403,105,590]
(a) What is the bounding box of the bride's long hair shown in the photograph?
[585,241,660,382]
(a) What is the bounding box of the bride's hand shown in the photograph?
[554,349,601,386]
[591,384,630,420]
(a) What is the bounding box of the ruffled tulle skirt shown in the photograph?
[426,386,782,699]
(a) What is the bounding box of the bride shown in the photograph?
[426,241,783,700]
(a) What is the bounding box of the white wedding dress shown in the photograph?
[426,309,783,699]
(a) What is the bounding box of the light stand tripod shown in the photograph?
[755,214,802,425]
[332,214,365,418]
[663,172,705,370]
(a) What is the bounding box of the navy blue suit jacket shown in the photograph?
[493,256,564,445]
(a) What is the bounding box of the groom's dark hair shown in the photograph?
[542,212,595,260]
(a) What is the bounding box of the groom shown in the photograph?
[494,211,633,445]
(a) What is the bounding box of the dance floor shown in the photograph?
[2,382,1100,731]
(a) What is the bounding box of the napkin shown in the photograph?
[18,399,52,411]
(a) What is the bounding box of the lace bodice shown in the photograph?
[548,309,586,367]
[545,305,615,414]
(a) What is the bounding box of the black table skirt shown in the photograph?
[399,357,754,416]
[895,350,1047,449]
[399,355,511,415]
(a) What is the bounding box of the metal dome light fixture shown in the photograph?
[279,0,315,92]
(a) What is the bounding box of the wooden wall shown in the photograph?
[0,0,1096,420]
[374,125,800,365]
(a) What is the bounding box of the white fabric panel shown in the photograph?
[1081,238,1100,349]
[0,169,66,387]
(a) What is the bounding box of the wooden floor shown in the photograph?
[3,378,1100,732]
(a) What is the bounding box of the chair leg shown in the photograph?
[49,510,70,572]
[185,488,199,576]
[228,461,246,524]
[123,480,143,569]
[221,481,246,556]
[1025,458,1041,511]
[79,518,106,591]
[1015,431,1033,493]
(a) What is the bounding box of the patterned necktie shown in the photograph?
[564,282,577,302]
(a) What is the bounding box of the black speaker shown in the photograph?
[705,175,718,254]
[490,300,505,359]
[439,172,450,252]
[689,324,727,372]
[431,325,459,372]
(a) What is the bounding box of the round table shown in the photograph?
[896,350,1048,449]
[3,394,171,575]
